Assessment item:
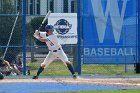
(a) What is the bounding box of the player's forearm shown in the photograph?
[33,33,47,42]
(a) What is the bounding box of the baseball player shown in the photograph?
[32,24,77,79]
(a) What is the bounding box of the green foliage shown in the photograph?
[30,17,46,30]
[27,17,48,46]
[0,0,22,63]
[0,0,14,13]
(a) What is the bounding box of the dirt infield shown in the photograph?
[1,77,140,88]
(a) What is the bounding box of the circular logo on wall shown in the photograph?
[54,19,72,35]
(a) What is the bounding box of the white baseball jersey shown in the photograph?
[39,32,61,50]
[39,32,69,67]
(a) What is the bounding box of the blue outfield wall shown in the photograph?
[82,0,139,64]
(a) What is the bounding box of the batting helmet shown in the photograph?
[45,24,54,32]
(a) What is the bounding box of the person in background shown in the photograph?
[14,56,23,72]
[0,57,12,76]
[0,57,22,76]
[10,56,22,75]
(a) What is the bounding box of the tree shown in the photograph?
[0,0,22,63]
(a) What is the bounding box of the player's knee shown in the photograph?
[41,63,46,68]
[66,61,71,66]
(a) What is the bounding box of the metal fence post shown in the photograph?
[138,0,140,62]
[136,0,140,73]
[77,0,81,75]
[22,0,26,75]
[73,45,78,72]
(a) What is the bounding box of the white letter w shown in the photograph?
[91,0,127,43]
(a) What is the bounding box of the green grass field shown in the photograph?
[26,59,140,76]
[36,90,140,93]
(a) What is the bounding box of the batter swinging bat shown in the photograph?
[38,10,51,31]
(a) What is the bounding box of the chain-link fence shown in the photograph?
[0,0,23,76]
[0,0,139,77]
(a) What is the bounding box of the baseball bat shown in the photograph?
[3,12,19,59]
[38,10,51,31]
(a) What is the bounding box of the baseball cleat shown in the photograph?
[32,76,38,79]
[73,74,77,79]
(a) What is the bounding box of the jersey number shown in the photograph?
[50,42,54,46]
[47,39,54,46]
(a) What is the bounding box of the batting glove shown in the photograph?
[33,30,40,39]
